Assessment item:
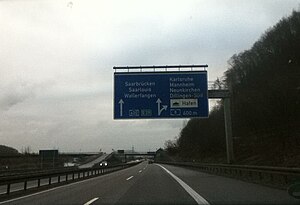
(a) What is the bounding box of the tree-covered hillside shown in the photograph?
[165,11,300,166]
[0,145,19,156]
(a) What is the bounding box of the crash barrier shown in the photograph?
[0,167,78,179]
[157,161,300,198]
[0,162,140,196]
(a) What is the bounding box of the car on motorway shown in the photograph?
[148,159,154,164]
[99,161,108,167]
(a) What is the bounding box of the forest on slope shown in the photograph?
[165,11,300,167]
[0,145,19,156]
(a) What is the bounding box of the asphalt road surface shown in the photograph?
[0,161,298,205]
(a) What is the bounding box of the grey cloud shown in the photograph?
[0,83,36,111]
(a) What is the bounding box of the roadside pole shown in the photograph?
[208,90,234,164]
[224,98,234,163]
[41,154,43,169]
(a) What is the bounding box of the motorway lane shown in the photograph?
[0,162,197,205]
[114,163,196,205]
[0,161,299,204]
[0,162,147,205]
[161,164,299,205]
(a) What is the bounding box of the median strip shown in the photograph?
[156,164,210,205]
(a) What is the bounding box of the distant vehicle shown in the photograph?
[99,161,108,166]
[64,162,77,167]
[148,159,154,164]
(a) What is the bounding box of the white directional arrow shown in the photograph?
[156,98,162,113]
[118,99,124,116]
[156,98,168,116]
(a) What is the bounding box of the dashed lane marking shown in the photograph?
[83,197,99,205]
[126,176,134,181]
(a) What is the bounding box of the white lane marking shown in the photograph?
[139,170,142,173]
[156,164,210,205]
[126,176,134,181]
[83,197,99,205]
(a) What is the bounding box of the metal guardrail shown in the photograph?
[0,167,78,179]
[0,162,140,196]
[156,161,300,190]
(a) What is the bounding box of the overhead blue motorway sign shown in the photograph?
[114,71,208,119]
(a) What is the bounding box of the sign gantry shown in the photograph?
[113,64,234,164]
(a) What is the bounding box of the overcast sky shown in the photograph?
[0,0,299,153]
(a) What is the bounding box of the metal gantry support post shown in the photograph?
[208,89,234,164]
[224,97,234,164]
